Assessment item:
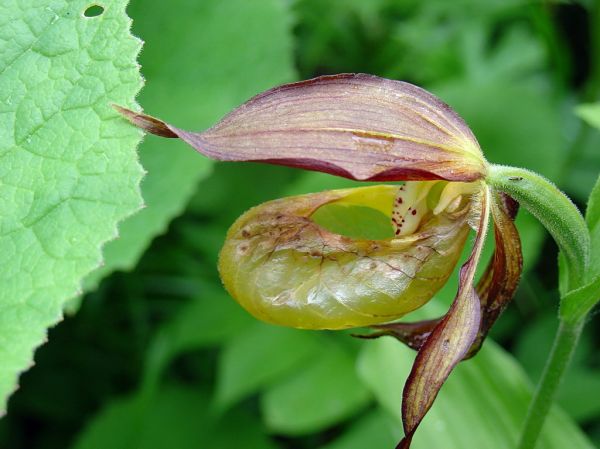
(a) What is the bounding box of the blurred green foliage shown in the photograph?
[1,0,600,448]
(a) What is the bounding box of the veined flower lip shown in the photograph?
[217,183,473,330]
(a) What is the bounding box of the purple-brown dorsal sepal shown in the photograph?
[467,192,522,358]
[115,74,487,182]
[397,187,490,449]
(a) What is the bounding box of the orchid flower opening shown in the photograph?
[116,73,523,449]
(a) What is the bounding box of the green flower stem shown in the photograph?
[486,165,589,289]
[487,164,593,449]
[516,320,584,449]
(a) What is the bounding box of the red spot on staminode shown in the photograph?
[411,209,417,215]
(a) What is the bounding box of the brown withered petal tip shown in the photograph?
[112,105,178,138]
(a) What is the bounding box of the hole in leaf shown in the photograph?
[83,4,104,17]
[311,204,394,240]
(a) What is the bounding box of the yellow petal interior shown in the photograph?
[218,182,480,330]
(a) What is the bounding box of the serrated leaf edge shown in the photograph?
[2,1,147,415]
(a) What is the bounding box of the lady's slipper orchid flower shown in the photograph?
[116,73,523,449]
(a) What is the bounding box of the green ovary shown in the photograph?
[218,184,474,329]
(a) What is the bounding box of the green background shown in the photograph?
[1,0,599,448]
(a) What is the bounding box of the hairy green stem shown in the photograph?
[486,165,589,289]
[516,320,584,449]
[486,164,594,448]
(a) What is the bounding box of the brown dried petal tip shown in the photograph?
[112,105,178,138]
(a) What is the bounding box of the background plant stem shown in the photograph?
[517,320,584,449]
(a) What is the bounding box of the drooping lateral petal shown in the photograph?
[116,74,487,182]
[353,319,439,351]
[356,192,521,357]
[218,185,471,330]
[398,186,490,449]
[466,192,522,357]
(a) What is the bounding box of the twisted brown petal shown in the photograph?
[115,74,487,182]
[398,187,490,449]
[466,192,522,357]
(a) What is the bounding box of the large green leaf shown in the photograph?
[140,283,253,395]
[576,103,600,130]
[558,369,600,423]
[565,102,600,201]
[318,410,398,449]
[82,0,297,290]
[587,175,600,230]
[72,386,277,449]
[586,175,600,280]
[514,313,600,423]
[0,0,143,412]
[357,337,595,449]
[215,323,322,410]
[261,340,372,435]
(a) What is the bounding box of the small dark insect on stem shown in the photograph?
[508,176,523,181]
